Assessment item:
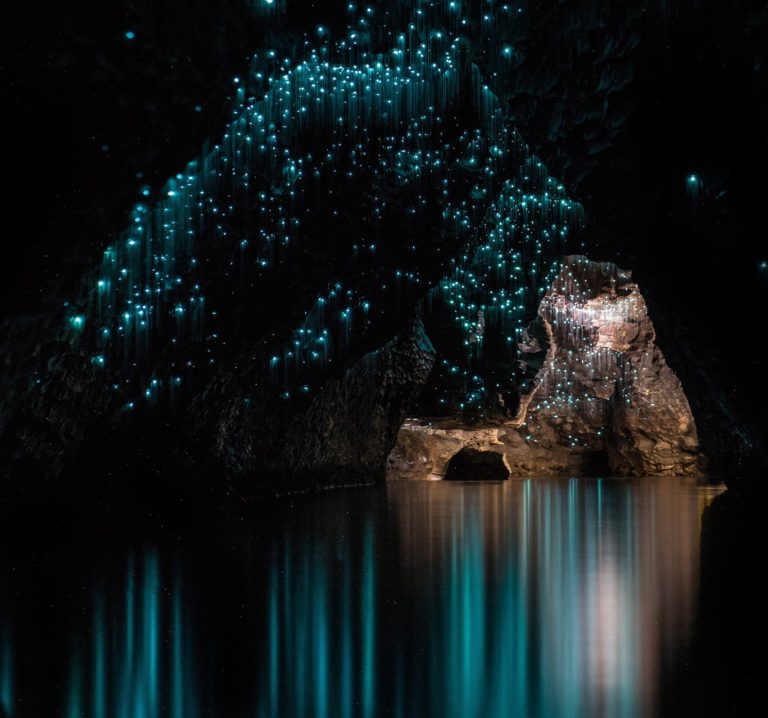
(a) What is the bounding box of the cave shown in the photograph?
[0,1,764,716]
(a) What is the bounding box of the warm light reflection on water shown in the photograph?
[0,478,723,717]
[387,479,721,718]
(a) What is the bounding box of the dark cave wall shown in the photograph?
[0,313,436,493]
[0,0,648,315]
[577,0,768,485]
[202,315,436,489]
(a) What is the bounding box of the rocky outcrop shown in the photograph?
[210,316,436,489]
[387,422,503,481]
[1,315,435,493]
[388,256,702,479]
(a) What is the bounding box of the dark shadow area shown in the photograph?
[581,449,612,477]
[443,448,510,482]
[660,487,763,717]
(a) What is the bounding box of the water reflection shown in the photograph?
[0,478,722,717]
[1,624,12,718]
[59,551,198,718]
[257,524,377,718]
[388,479,715,718]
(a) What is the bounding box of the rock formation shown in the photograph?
[208,315,436,489]
[388,256,702,479]
[0,314,435,493]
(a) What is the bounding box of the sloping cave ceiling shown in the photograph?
[1,0,766,489]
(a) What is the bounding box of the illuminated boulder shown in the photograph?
[387,422,503,481]
[522,255,701,476]
[389,256,703,478]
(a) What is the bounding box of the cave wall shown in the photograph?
[202,315,435,490]
[2,1,766,491]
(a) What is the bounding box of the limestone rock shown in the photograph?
[388,256,703,478]
[387,422,503,480]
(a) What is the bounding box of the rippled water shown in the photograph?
[0,478,724,717]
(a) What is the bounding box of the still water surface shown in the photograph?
[0,478,723,717]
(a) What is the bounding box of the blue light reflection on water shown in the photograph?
[253,478,715,717]
[1,623,12,717]
[256,517,378,718]
[0,478,721,717]
[60,549,199,718]
[381,478,715,718]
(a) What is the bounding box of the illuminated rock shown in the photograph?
[388,256,702,478]
[388,422,504,481]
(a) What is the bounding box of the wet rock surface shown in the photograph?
[389,256,702,479]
